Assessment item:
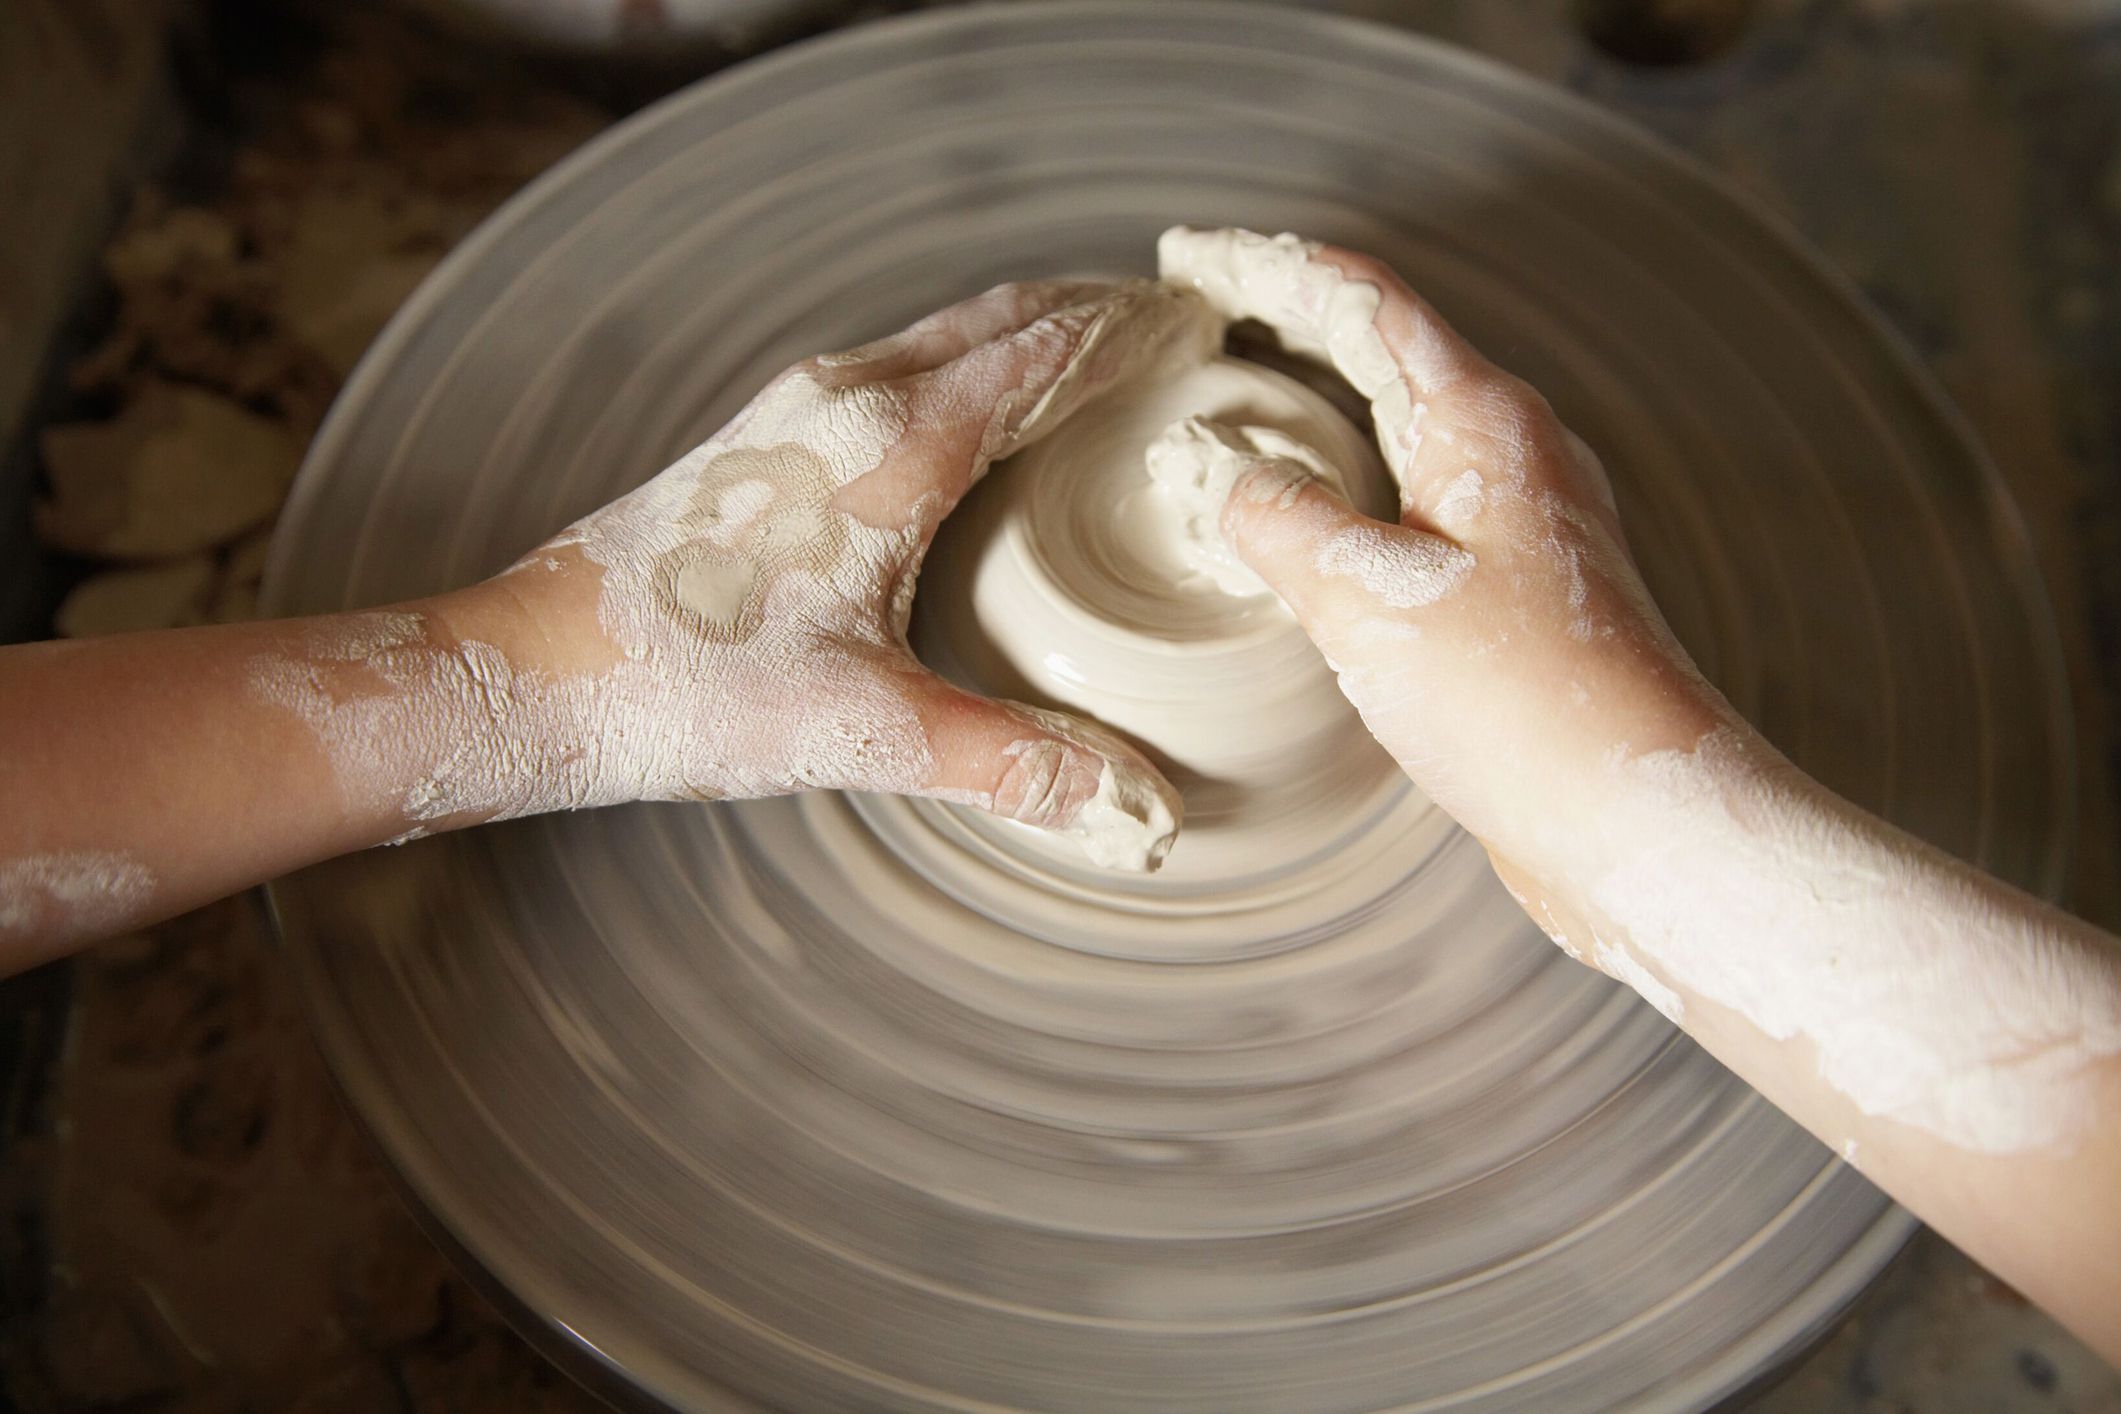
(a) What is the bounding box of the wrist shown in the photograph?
[433,557,596,676]
[1484,675,1769,904]
[393,574,611,827]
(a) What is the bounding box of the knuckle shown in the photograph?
[1458,372,1557,447]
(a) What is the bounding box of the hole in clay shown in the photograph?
[1576,0,1759,66]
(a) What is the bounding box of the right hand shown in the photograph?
[1157,228,1746,894]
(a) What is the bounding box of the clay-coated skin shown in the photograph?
[1157,227,2121,1367]
[0,233,2117,1366]
[0,280,1209,968]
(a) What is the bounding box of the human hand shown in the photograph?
[460,280,1222,868]
[1155,227,1746,888]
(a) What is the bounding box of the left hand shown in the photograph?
[458,279,1219,868]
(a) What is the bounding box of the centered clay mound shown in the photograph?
[916,348,1402,884]
[262,6,2072,1409]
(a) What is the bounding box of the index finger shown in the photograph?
[915,279,1225,488]
[813,278,1116,384]
[830,282,1223,534]
[1156,226,1491,484]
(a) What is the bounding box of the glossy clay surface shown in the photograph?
[263,5,2073,1409]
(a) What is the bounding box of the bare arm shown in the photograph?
[0,279,1218,970]
[1160,226,2121,1365]
[0,590,533,973]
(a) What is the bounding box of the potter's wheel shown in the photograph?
[262,4,2073,1409]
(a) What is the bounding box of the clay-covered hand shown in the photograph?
[478,280,1216,868]
[1156,227,1741,884]
[267,279,1230,869]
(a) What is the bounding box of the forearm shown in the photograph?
[0,278,1236,972]
[1505,720,2121,1362]
[1160,225,2121,1360]
[0,580,548,970]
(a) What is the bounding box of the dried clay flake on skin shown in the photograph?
[247,383,944,833]
[245,610,561,826]
[0,851,156,941]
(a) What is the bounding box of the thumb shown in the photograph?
[1148,417,1473,640]
[905,674,1182,872]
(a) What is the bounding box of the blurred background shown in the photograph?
[1,0,2117,1408]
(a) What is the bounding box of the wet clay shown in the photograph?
[917,346,1404,882]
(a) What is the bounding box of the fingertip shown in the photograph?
[1140,416,1342,599]
[1219,462,1365,585]
[992,702,1183,873]
[1077,757,1183,872]
[1136,410,1408,629]
[918,689,1183,873]
[1146,415,1312,515]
